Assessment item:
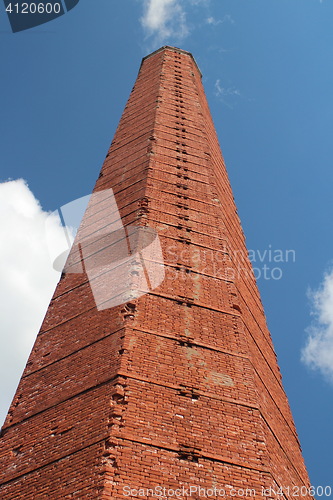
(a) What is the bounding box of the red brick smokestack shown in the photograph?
[0,46,313,499]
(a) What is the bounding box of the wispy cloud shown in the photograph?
[188,0,209,5]
[140,0,189,45]
[206,14,234,26]
[0,179,63,426]
[214,79,241,108]
[215,79,240,98]
[302,267,333,384]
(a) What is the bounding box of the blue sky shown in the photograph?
[0,0,332,491]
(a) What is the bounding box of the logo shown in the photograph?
[45,189,165,310]
[3,0,80,33]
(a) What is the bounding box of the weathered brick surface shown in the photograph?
[4,329,124,426]
[0,46,313,499]
[0,385,111,483]
[97,439,276,500]
[0,442,105,499]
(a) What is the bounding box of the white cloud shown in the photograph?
[302,267,333,383]
[206,16,220,25]
[140,0,189,44]
[0,179,63,426]
[215,79,240,98]
[140,0,231,47]
[206,14,234,26]
[214,79,241,109]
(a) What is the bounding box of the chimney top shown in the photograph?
[140,45,202,78]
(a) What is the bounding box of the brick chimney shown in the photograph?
[0,46,313,500]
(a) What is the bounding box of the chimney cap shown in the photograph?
[140,46,202,78]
